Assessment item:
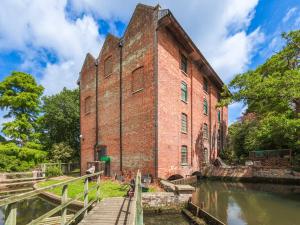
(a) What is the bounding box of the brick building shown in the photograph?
[79,4,228,179]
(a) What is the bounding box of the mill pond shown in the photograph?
[1,180,300,225]
[145,180,300,225]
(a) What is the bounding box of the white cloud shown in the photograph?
[0,0,103,95]
[0,0,264,125]
[283,7,297,23]
[70,0,263,83]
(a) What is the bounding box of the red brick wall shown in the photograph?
[121,5,156,176]
[80,4,157,177]
[157,26,228,179]
[80,4,228,179]
[80,54,96,174]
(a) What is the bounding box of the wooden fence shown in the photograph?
[0,171,103,225]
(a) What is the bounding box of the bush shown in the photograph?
[0,142,47,172]
[46,165,63,177]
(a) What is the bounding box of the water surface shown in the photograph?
[192,180,300,225]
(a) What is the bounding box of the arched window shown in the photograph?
[203,99,208,115]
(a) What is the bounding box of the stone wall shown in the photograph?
[142,192,189,209]
[203,166,300,184]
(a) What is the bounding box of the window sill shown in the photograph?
[181,99,188,104]
[181,131,188,134]
[181,70,188,76]
[203,90,209,95]
[204,113,208,116]
[181,163,189,167]
[132,88,144,94]
[84,112,91,116]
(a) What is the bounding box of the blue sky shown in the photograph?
[0,0,299,127]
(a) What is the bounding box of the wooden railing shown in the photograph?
[0,171,103,225]
[128,170,143,225]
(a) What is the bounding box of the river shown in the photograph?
[1,181,300,225]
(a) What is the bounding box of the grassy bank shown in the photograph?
[37,177,158,201]
[37,178,128,201]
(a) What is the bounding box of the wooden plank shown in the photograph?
[78,197,133,225]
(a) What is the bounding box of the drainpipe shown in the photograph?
[190,63,193,166]
[94,58,99,161]
[119,40,123,172]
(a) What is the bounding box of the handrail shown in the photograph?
[133,170,143,225]
[0,171,103,225]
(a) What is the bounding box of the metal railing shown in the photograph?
[0,171,103,225]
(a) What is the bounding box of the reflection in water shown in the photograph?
[192,181,300,225]
[144,212,190,225]
[0,197,57,225]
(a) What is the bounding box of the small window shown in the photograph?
[203,78,208,92]
[203,123,208,139]
[217,129,221,151]
[132,67,144,93]
[104,56,112,77]
[181,81,188,102]
[180,54,188,73]
[84,96,91,114]
[181,145,188,164]
[181,113,188,133]
[203,99,208,115]
[218,110,221,123]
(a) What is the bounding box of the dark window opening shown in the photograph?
[180,54,188,74]
[181,145,188,164]
[181,81,188,102]
[181,113,188,133]
[203,78,209,92]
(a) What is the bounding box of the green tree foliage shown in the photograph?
[0,142,47,172]
[40,88,80,159]
[49,142,73,163]
[0,72,46,171]
[0,72,44,144]
[221,30,300,162]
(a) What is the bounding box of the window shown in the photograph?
[204,148,209,163]
[203,123,208,139]
[203,78,208,92]
[181,113,188,133]
[181,145,188,164]
[217,129,221,151]
[217,92,221,102]
[132,67,144,93]
[203,99,208,115]
[104,56,112,77]
[218,110,221,123]
[180,54,188,73]
[84,96,91,114]
[181,81,188,102]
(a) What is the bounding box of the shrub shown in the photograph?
[46,165,63,177]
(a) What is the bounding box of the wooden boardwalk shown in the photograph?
[79,197,133,225]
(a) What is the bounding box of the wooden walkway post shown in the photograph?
[61,184,68,225]
[84,178,89,217]
[96,173,100,203]
[5,202,17,225]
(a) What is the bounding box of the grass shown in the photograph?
[37,178,128,201]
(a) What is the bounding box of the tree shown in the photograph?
[40,88,80,160]
[221,30,300,161]
[0,72,44,145]
[49,142,73,163]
